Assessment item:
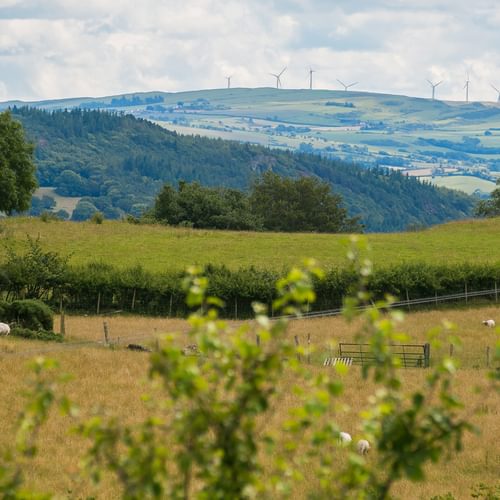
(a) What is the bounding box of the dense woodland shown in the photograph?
[11,107,474,232]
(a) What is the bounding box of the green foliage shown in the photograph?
[0,110,37,215]
[471,482,500,499]
[11,107,474,231]
[2,236,70,300]
[10,326,62,342]
[7,300,54,331]
[154,181,262,230]
[475,180,500,217]
[90,211,104,224]
[249,171,362,232]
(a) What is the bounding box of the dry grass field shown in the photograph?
[0,305,499,499]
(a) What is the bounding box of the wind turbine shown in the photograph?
[309,68,316,90]
[225,76,232,89]
[491,84,500,103]
[426,79,443,100]
[464,72,470,103]
[270,67,287,89]
[337,79,358,91]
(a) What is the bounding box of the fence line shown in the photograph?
[0,287,498,359]
[278,287,500,322]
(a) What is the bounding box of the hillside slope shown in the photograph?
[11,107,474,232]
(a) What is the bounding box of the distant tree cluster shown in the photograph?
[153,172,362,233]
[475,179,500,217]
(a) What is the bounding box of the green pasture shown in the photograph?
[1,217,499,273]
[426,175,497,194]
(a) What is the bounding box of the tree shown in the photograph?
[475,179,500,217]
[0,110,37,214]
[249,171,362,233]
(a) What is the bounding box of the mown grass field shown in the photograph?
[1,217,500,273]
[0,306,499,498]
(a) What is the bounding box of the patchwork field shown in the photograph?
[1,217,500,273]
[0,306,499,498]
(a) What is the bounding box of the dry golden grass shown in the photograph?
[0,306,498,499]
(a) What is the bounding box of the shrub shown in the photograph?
[90,211,104,224]
[10,327,62,342]
[8,299,54,331]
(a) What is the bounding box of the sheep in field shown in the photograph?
[482,319,496,328]
[338,432,352,446]
[357,439,371,455]
[0,323,10,336]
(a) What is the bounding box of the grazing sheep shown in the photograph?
[339,432,352,446]
[0,323,10,336]
[482,319,496,328]
[357,439,371,455]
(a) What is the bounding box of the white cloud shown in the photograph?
[0,0,499,101]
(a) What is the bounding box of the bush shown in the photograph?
[10,327,62,342]
[91,211,104,224]
[8,299,54,331]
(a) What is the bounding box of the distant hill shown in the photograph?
[10,106,474,232]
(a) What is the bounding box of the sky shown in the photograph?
[1,0,500,103]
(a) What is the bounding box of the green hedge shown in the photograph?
[1,261,500,318]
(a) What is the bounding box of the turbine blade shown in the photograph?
[436,80,443,87]
[426,79,434,86]
[336,79,345,87]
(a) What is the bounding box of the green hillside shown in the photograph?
[10,107,473,232]
[2,217,499,273]
[3,88,500,186]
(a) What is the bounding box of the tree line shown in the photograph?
[151,173,362,232]
[9,106,475,232]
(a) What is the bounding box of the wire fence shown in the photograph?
[0,286,498,362]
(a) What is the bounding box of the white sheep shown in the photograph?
[482,319,496,328]
[356,439,371,455]
[338,431,352,446]
[0,322,10,336]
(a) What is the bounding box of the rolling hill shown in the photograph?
[2,88,500,192]
[8,106,474,232]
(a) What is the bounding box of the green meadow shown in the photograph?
[1,217,499,272]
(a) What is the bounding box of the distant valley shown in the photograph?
[3,87,499,197]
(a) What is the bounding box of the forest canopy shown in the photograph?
[11,106,474,231]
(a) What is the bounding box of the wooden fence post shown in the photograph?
[307,333,311,364]
[59,311,66,337]
[234,297,238,320]
[97,291,101,315]
[103,321,109,345]
[406,289,411,311]
[495,282,498,303]
[424,343,430,368]
[131,288,136,310]
[449,344,454,357]
[169,294,173,317]
[294,335,301,362]
[256,334,260,347]
[464,282,468,304]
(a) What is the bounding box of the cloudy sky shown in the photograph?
[1,0,499,103]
